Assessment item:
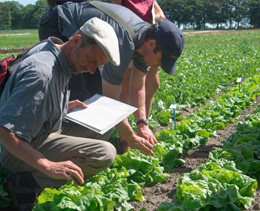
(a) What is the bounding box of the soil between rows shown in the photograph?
[130,96,260,211]
[0,49,27,54]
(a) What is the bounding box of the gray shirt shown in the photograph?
[55,1,150,85]
[0,37,71,143]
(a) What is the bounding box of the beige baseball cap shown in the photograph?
[80,17,120,66]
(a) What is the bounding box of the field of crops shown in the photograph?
[0,29,260,210]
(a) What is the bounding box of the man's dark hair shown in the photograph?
[145,25,156,41]
[145,19,164,54]
[71,30,97,47]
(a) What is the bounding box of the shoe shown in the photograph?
[5,172,42,211]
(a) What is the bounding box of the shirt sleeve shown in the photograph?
[132,51,149,73]
[0,66,52,143]
[102,36,135,85]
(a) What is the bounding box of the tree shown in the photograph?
[190,0,207,29]
[159,0,187,28]
[206,0,230,29]
[0,3,12,30]
[230,0,248,28]
[4,1,23,29]
[21,0,49,29]
[247,0,260,27]
[0,0,257,31]
[31,0,49,28]
[182,0,195,28]
[21,4,36,29]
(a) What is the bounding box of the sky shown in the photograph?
[0,0,38,5]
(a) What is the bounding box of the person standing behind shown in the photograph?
[0,18,120,210]
[111,0,165,24]
[38,1,185,156]
[110,0,166,151]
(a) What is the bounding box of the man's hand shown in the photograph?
[137,124,157,145]
[102,79,154,156]
[126,134,154,156]
[68,100,87,113]
[0,127,84,187]
[43,159,84,186]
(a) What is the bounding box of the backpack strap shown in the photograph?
[0,56,15,97]
[9,39,49,74]
[0,56,15,84]
[89,1,137,45]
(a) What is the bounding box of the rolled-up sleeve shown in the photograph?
[0,65,53,143]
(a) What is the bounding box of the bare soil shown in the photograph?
[130,96,260,211]
[0,49,27,54]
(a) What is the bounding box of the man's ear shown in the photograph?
[146,39,156,47]
[71,34,82,48]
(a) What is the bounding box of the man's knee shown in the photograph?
[76,141,117,180]
[101,141,117,167]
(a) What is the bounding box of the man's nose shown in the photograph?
[88,64,98,74]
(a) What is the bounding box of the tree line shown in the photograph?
[160,0,260,29]
[0,0,259,30]
[0,0,48,30]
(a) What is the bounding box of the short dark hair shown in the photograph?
[71,30,97,47]
[145,25,156,40]
[145,25,162,53]
[145,18,164,40]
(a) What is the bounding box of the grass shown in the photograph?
[0,29,39,50]
[0,29,259,51]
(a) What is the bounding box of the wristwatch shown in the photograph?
[136,118,149,126]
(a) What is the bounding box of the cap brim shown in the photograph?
[161,53,177,75]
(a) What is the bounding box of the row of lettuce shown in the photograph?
[0,32,259,210]
[154,32,260,211]
[159,102,260,210]
[150,32,260,127]
[31,70,260,210]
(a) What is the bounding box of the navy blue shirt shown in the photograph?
[55,1,150,85]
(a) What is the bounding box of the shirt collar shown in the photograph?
[48,37,72,80]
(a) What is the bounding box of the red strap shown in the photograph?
[0,58,16,84]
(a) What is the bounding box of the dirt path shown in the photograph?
[0,49,27,54]
[130,96,260,211]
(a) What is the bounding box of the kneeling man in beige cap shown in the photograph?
[0,17,120,210]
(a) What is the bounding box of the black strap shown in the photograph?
[0,39,49,97]
[8,39,48,74]
[89,1,137,45]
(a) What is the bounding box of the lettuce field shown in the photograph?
[0,29,260,210]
